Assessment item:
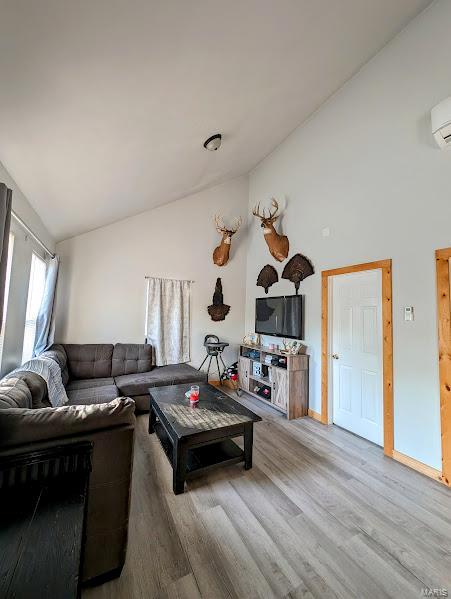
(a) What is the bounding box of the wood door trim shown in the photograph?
[392,450,443,484]
[321,259,394,457]
[436,247,451,486]
[308,409,322,422]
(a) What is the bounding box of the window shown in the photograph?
[0,233,15,366]
[22,253,46,363]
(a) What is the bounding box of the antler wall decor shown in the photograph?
[212,215,242,266]
[282,253,314,294]
[252,198,289,262]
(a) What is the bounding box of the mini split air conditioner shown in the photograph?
[431,97,451,149]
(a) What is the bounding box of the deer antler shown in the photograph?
[252,203,266,220]
[214,215,227,233]
[215,215,241,235]
[268,198,280,220]
[229,216,242,234]
[253,200,280,221]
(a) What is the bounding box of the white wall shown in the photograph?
[0,161,54,252]
[246,0,451,470]
[0,161,55,374]
[55,176,249,372]
[45,0,451,471]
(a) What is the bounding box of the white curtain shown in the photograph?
[145,277,191,366]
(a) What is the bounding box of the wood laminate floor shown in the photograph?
[83,392,451,599]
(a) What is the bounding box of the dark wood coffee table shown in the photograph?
[148,383,261,494]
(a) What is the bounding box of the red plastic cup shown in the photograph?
[189,385,199,404]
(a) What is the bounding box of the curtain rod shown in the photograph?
[11,210,56,259]
[144,276,195,283]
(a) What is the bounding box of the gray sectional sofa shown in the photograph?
[61,342,207,412]
[0,342,207,584]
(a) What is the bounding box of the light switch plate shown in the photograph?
[404,306,414,321]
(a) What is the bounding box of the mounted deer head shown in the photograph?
[212,215,242,266]
[252,198,289,262]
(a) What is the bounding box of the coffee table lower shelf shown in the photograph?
[154,421,244,478]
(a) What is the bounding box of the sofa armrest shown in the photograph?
[0,397,135,449]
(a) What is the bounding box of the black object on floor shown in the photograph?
[198,334,229,380]
[0,442,93,599]
[220,361,242,397]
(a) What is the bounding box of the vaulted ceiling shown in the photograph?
[0,0,432,240]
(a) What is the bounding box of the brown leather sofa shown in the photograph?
[0,342,206,584]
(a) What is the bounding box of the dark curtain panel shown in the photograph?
[0,184,12,335]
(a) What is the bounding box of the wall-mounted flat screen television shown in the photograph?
[255,295,304,339]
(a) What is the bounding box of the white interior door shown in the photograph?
[331,269,383,446]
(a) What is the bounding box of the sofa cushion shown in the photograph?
[67,377,115,391]
[64,344,114,380]
[0,376,33,410]
[114,364,207,397]
[0,397,135,448]
[112,344,153,377]
[67,385,120,406]
[128,394,151,412]
[6,371,51,408]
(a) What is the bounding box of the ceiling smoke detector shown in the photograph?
[203,133,222,151]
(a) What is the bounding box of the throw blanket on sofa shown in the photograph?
[9,356,69,407]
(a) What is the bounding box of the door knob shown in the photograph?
[332,353,339,360]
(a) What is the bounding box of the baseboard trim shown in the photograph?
[308,409,322,422]
[392,450,444,484]
[304,411,445,485]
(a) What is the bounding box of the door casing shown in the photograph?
[436,248,451,486]
[321,260,393,457]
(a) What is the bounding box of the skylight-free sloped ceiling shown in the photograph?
[0,0,432,240]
